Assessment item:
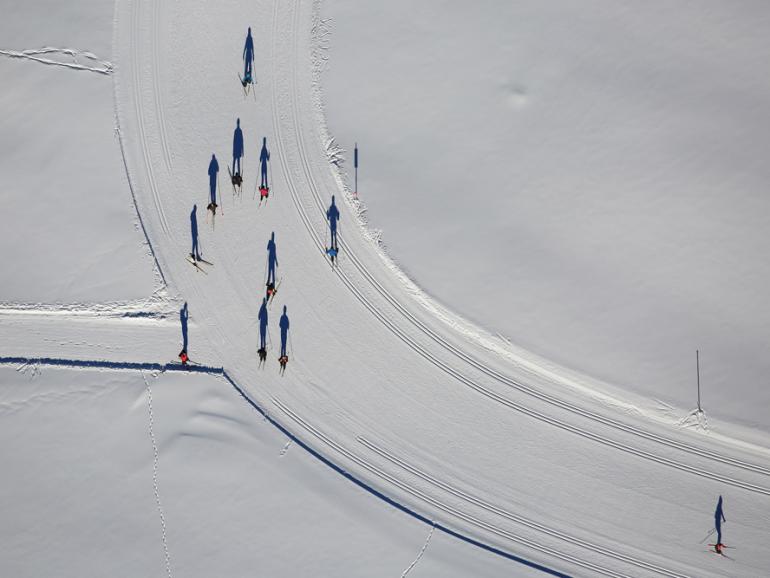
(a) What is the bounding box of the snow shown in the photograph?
[0,366,521,577]
[0,0,157,304]
[320,0,770,435]
[3,0,770,576]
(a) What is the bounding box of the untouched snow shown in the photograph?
[320,0,770,434]
[0,366,522,577]
[0,0,157,303]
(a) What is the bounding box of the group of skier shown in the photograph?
[206,128,271,219]
[182,27,342,373]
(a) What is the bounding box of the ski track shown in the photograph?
[271,396,646,578]
[272,0,770,492]
[109,0,767,575]
[128,0,171,235]
[359,437,682,578]
[400,525,434,578]
[142,371,174,578]
[151,0,172,171]
[0,47,113,74]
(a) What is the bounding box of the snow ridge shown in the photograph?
[0,47,113,75]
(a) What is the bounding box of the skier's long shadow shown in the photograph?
[190,205,200,259]
[180,302,189,351]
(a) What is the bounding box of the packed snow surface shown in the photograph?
[2,0,770,576]
[321,0,770,434]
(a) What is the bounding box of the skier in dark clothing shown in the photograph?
[190,205,200,260]
[266,232,278,286]
[714,496,726,552]
[327,195,340,249]
[208,154,219,211]
[259,137,270,190]
[232,118,244,176]
[243,27,254,82]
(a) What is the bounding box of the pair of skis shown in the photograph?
[266,277,282,306]
[187,254,214,274]
[238,73,257,101]
[228,164,243,200]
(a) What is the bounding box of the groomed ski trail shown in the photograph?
[113,0,770,575]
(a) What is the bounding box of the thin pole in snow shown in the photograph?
[696,349,702,412]
[354,142,358,198]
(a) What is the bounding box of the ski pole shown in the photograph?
[699,527,716,544]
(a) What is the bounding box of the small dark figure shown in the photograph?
[327,195,340,250]
[243,27,254,82]
[259,137,270,190]
[233,118,244,176]
[714,495,726,551]
[279,305,290,358]
[190,206,200,261]
[208,153,219,214]
[267,232,278,285]
[258,298,268,350]
[179,349,188,365]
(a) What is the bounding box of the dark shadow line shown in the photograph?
[0,351,567,574]
[221,371,570,577]
[112,121,167,287]
[0,356,223,374]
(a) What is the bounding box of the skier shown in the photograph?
[208,153,220,214]
[179,301,189,365]
[257,297,268,364]
[326,195,340,255]
[190,205,200,261]
[232,118,244,176]
[243,27,254,84]
[278,305,290,370]
[266,231,278,292]
[714,496,726,553]
[259,137,270,190]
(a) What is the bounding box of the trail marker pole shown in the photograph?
[354,142,359,198]
[696,349,702,413]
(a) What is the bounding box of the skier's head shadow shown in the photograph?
[180,302,189,350]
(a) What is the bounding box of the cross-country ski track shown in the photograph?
[112,0,770,575]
